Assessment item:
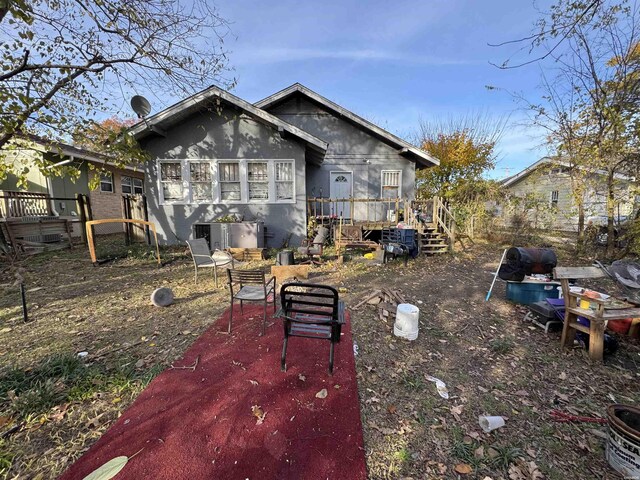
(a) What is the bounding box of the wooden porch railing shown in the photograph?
[307,196,457,251]
[0,191,54,218]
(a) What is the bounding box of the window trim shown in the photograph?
[157,158,296,205]
[133,177,144,194]
[158,159,187,204]
[550,190,559,207]
[99,172,114,193]
[188,160,215,204]
[381,170,402,199]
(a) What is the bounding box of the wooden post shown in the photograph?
[142,195,151,245]
[76,193,87,245]
[449,218,456,253]
[350,197,354,224]
[395,198,399,223]
[432,197,437,225]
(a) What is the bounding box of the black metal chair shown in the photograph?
[277,283,345,374]
[227,269,276,336]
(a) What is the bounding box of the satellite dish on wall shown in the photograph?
[131,95,152,118]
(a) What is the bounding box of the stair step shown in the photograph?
[421,245,449,251]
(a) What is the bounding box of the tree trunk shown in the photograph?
[606,170,616,258]
[577,200,585,252]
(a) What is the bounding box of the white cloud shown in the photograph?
[231,46,478,66]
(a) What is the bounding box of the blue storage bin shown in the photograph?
[506,280,560,305]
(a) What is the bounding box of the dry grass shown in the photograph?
[0,240,638,479]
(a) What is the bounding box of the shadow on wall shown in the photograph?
[142,109,307,248]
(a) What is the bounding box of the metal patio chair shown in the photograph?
[227,269,276,336]
[277,282,346,374]
[186,238,234,287]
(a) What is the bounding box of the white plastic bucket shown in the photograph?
[394,303,419,340]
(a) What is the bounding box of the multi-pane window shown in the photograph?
[275,162,294,201]
[133,178,144,194]
[100,172,114,193]
[189,162,213,201]
[381,170,401,198]
[219,162,241,201]
[157,159,295,204]
[160,162,183,201]
[121,175,132,194]
[248,162,269,201]
[550,190,559,207]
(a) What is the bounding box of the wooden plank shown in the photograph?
[86,218,161,265]
[228,247,265,261]
[270,265,310,284]
[553,266,605,279]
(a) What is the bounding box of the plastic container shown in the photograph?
[394,303,419,340]
[479,415,505,432]
[607,404,640,477]
[506,280,560,305]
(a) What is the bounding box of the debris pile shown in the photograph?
[353,287,407,321]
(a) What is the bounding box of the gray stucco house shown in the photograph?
[130,83,439,247]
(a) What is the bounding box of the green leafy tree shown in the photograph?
[0,0,232,184]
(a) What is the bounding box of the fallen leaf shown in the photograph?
[454,463,473,474]
[248,380,259,386]
[315,388,328,399]
[251,405,266,425]
[387,404,397,414]
[558,372,567,380]
[0,327,12,334]
[298,374,306,382]
[0,416,11,428]
[135,359,145,368]
[334,384,341,389]
[82,456,128,480]
[450,404,463,422]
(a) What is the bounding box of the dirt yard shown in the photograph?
[0,241,638,479]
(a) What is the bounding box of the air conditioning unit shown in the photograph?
[193,222,264,250]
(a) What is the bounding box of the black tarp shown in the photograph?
[498,247,557,282]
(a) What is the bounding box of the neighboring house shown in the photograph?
[130,83,439,247]
[0,136,144,233]
[499,157,637,231]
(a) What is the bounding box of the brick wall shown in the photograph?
[88,165,144,234]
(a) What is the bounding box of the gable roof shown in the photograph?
[129,85,328,159]
[501,157,635,188]
[255,83,439,168]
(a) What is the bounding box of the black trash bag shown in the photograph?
[499,247,558,282]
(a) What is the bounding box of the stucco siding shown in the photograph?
[267,96,417,201]
[140,108,308,247]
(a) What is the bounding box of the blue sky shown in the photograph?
[199,1,556,179]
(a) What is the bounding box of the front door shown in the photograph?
[329,171,353,219]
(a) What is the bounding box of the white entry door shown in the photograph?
[329,171,353,219]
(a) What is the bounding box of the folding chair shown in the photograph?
[227,269,276,336]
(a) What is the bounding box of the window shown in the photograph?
[275,162,294,201]
[219,162,241,201]
[381,170,401,198]
[157,159,295,204]
[189,162,213,202]
[100,172,113,193]
[121,176,132,194]
[122,176,144,194]
[551,190,559,207]
[160,162,183,201]
[133,178,144,194]
[248,162,269,201]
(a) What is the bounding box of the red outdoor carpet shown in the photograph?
[60,305,367,480]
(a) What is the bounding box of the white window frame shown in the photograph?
[381,170,402,199]
[99,172,114,193]
[122,175,145,195]
[158,159,188,204]
[275,161,295,202]
[246,161,270,203]
[157,159,295,205]
[133,177,144,194]
[218,161,243,204]
[188,160,215,204]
